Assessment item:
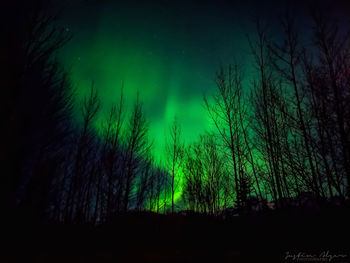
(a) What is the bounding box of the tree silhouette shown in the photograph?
[182,134,227,214]
[204,64,258,210]
[122,95,151,212]
[2,1,73,223]
[3,1,349,230]
[165,117,184,213]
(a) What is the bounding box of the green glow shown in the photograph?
[59,2,254,207]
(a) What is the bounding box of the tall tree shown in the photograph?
[166,117,184,213]
[182,134,227,214]
[122,95,150,212]
[311,12,350,198]
[204,64,255,209]
[65,84,100,222]
[249,20,287,206]
[270,13,320,198]
[2,1,73,222]
[99,87,125,220]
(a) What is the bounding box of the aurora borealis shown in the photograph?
[56,0,338,158]
[52,0,350,204]
[4,1,350,260]
[58,1,268,159]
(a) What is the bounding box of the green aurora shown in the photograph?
[56,0,342,204]
[59,1,258,160]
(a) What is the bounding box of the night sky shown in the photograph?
[55,0,349,160]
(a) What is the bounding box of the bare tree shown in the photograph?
[2,1,74,222]
[122,94,150,212]
[182,134,227,214]
[65,83,100,222]
[204,64,258,210]
[269,13,320,198]
[311,11,350,199]
[166,117,184,213]
[249,20,287,206]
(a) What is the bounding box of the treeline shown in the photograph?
[3,2,171,224]
[3,3,349,224]
[182,13,350,213]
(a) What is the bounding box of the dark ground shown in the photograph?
[2,209,350,263]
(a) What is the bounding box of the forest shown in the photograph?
[2,1,350,262]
